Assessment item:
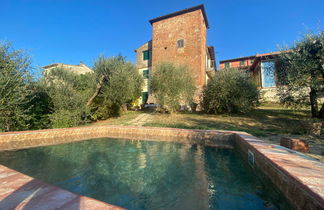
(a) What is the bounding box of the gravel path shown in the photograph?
[127,113,152,126]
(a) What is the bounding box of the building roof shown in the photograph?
[134,40,152,52]
[219,51,282,63]
[256,51,281,58]
[249,51,282,70]
[42,62,93,75]
[219,55,255,63]
[149,4,209,28]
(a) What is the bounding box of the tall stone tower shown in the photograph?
[135,5,215,105]
[150,5,209,88]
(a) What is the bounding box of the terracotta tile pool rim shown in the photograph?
[0,165,124,210]
[253,142,323,202]
[234,133,324,209]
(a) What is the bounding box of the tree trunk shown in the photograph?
[121,104,127,112]
[309,87,319,117]
[86,75,105,107]
[318,103,324,118]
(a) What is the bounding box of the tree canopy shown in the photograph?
[0,41,144,131]
[0,42,33,131]
[277,32,324,118]
[90,55,143,119]
[44,67,96,127]
[150,62,196,113]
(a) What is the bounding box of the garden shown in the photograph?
[1,32,323,161]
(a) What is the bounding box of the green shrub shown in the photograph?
[202,68,259,114]
[45,68,96,128]
[150,62,196,113]
[50,109,85,128]
[24,81,53,130]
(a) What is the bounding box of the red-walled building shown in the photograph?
[219,52,281,89]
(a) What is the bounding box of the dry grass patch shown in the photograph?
[89,111,143,126]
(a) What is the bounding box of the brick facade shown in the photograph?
[151,9,207,88]
[135,5,216,105]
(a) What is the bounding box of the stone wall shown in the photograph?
[260,87,324,104]
[260,87,280,102]
[135,41,152,69]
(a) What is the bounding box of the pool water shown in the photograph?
[0,138,291,210]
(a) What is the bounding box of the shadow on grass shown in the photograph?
[144,108,311,138]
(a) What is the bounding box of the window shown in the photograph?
[142,92,148,104]
[261,61,276,88]
[143,50,149,60]
[177,39,184,48]
[224,62,230,68]
[250,59,254,64]
[210,60,215,68]
[143,69,149,79]
[240,60,245,66]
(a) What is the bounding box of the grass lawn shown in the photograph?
[145,104,310,137]
[92,103,324,161]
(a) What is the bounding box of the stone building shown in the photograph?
[135,4,216,104]
[43,62,93,76]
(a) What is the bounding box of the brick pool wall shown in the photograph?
[234,133,324,210]
[0,126,234,151]
[0,125,323,209]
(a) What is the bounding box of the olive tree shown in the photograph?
[202,68,259,114]
[0,42,33,131]
[276,32,324,118]
[45,68,96,128]
[89,55,143,119]
[150,62,196,113]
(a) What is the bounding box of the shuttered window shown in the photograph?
[142,92,148,104]
[143,69,149,79]
[143,50,150,60]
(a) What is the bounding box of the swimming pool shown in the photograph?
[0,138,291,209]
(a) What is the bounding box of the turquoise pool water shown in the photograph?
[0,138,290,209]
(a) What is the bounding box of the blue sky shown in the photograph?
[1,0,323,69]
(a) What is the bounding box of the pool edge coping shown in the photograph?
[0,164,124,209]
